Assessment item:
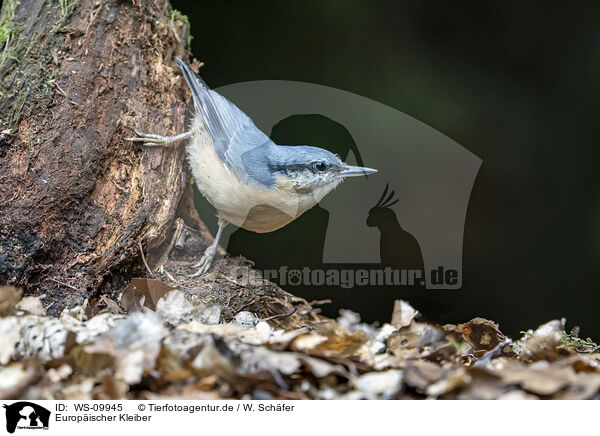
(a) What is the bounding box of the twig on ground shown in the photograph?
[308,299,332,307]
[235,297,257,314]
[261,307,298,322]
[139,239,154,277]
[49,278,80,292]
[1,34,9,62]
[53,82,79,106]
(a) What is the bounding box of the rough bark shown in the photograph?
[0,0,319,326]
[0,0,195,313]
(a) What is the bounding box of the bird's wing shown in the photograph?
[177,58,272,177]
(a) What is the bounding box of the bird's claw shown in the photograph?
[187,246,216,277]
[125,129,168,147]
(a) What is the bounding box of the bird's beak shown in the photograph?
[339,165,378,178]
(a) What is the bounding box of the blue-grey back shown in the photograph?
[176,59,275,184]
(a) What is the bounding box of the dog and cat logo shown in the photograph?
[2,402,50,433]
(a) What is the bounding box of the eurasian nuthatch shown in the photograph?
[127,59,377,276]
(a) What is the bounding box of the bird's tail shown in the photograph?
[176,57,208,113]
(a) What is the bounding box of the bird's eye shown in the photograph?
[314,162,327,172]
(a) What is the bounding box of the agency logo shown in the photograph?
[3,402,50,433]
[195,80,481,290]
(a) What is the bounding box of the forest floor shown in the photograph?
[1,246,599,400]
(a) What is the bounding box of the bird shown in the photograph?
[127,58,377,277]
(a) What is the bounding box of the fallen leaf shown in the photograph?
[426,367,470,397]
[353,370,403,399]
[459,318,504,351]
[497,390,539,400]
[499,364,572,396]
[0,317,21,364]
[314,330,370,359]
[391,300,418,329]
[0,286,22,317]
[233,311,259,328]
[15,296,46,316]
[120,278,177,312]
[404,360,444,392]
[0,361,41,400]
[517,319,565,361]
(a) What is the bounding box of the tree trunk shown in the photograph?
[0,0,317,325]
[0,0,195,313]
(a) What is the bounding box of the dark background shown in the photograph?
[172,0,600,337]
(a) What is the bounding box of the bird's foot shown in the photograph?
[125,129,192,147]
[187,245,217,277]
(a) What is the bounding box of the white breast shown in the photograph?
[186,118,320,233]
